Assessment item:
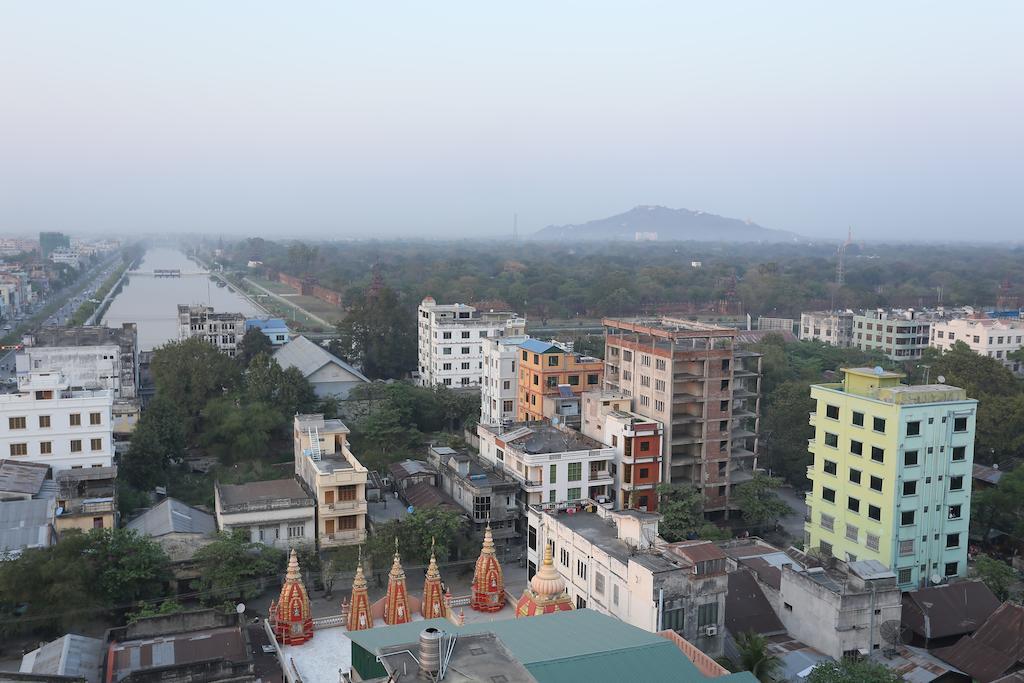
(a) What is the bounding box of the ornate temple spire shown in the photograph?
[471,522,506,613]
[421,538,448,620]
[383,538,412,625]
[271,549,315,644]
[346,546,372,631]
[516,543,573,618]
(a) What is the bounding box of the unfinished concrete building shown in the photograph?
[602,317,761,518]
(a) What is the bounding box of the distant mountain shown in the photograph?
[531,205,799,243]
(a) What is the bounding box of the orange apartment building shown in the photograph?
[603,317,761,518]
[516,339,604,422]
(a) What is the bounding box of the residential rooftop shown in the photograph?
[604,316,738,338]
[479,421,608,454]
[0,459,49,497]
[376,632,536,683]
[216,478,312,512]
[25,323,137,349]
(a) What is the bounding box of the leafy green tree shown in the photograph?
[244,354,317,419]
[190,530,285,603]
[366,508,468,577]
[199,397,281,465]
[974,555,1017,602]
[718,631,781,683]
[762,381,814,487]
[89,528,171,606]
[127,599,186,623]
[805,658,902,683]
[121,395,186,489]
[932,341,1019,398]
[972,466,1024,541]
[150,337,242,434]
[733,473,793,531]
[334,285,416,379]
[657,483,729,542]
[237,327,273,367]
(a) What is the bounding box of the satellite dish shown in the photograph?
[873,366,885,375]
[930,574,943,585]
[937,375,946,384]
[236,603,246,614]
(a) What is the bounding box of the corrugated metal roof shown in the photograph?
[21,634,104,683]
[0,498,54,555]
[126,498,215,537]
[902,580,1001,640]
[973,463,1004,486]
[273,335,369,383]
[519,339,563,354]
[935,602,1024,682]
[726,570,786,636]
[0,459,49,495]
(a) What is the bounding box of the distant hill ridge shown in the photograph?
[532,205,798,242]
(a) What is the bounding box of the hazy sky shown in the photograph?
[1,2,1022,240]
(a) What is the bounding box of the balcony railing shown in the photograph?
[322,529,366,544]
[323,499,365,512]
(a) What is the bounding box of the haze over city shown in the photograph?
[1,2,1022,240]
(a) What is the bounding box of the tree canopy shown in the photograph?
[805,658,902,683]
[190,530,285,603]
[657,483,730,542]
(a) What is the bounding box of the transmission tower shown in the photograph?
[836,226,853,287]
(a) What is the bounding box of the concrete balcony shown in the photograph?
[808,412,817,427]
[621,480,657,491]
[321,500,367,515]
[671,433,705,446]
[321,529,367,546]
[672,394,704,405]
[587,471,615,486]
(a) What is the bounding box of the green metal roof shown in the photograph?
[347,609,760,682]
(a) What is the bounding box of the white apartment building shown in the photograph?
[930,317,1024,375]
[476,420,616,506]
[416,297,525,388]
[215,479,316,550]
[293,414,368,548]
[177,304,247,357]
[48,248,82,269]
[527,503,727,655]
[852,308,971,361]
[22,324,140,400]
[800,310,855,347]
[480,335,528,426]
[0,372,113,471]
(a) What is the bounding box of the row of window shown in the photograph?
[899,533,962,554]
[8,413,103,430]
[439,330,489,339]
[548,487,583,503]
[821,435,967,464]
[822,407,969,435]
[898,562,959,585]
[9,438,104,456]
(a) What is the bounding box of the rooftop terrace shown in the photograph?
[480,421,608,455]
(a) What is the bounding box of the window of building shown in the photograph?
[549,490,557,503]
[38,415,51,428]
[944,562,959,577]
[655,379,665,391]
[822,487,836,503]
[952,446,966,461]
[567,462,581,481]
[9,443,27,456]
[560,548,570,566]
[656,358,666,371]
[70,440,82,453]
[594,572,605,595]
[953,417,968,432]
[870,475,883,492]
[40,441,52,455]
[90,438,102,451]
[639,467,650,478]
[866,534,880,551]
[820,541,833,556]
[820,514,834,531]
[568,375,580,386]
[784,602,793,612]
[576,559,588,580]
[697,602,719,627]
[871,446,884,463]
[655,399,665,411]
[639,441,651,453]
[473,496,491,519]
[639,395,650,408]
[567,487,581,501]
[8,417,25,430]
[903,480,917,496]
[825,404,839,420]
[845,524,858,541]
[873,417,886,433]
[548,355,560,367]
[948,504,962,520]
[503,400,513,412]
[849,469,862,484]
[847,497,860,513]
[495,448,504,462]
[532,374,539,386]
[522,350,528,361]
[613,584,619,605]
[850,440,863,456]
[546,376,558,388]
[288,525,305,538]
[587,374,599,385]
[720,379,729,390]
[946,533,960,549]
[950,475,964,491]
[461,362,471,370]
[549,464,557,484]
[906,421,920,436]
[824,432,839,448]
[622,350,632,361]
[823,460,837,475]
[901,510,915,525]
[89,412,102,425]
[899,539,914,556]
[338,516,357,530]
[720,400,729,412]
[443,347,452,355]
[898,568,912,584]
[662,604,684,631]
[461,347,470,354]
[904,450,919,466]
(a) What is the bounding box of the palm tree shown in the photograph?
[718,631,781,683]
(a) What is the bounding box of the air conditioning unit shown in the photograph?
[704,625,718,637]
